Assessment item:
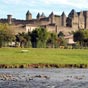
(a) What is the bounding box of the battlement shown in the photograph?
[0,9,88,34]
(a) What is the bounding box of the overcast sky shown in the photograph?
[0,0,88,19]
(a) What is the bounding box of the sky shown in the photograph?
[0,0,88,19]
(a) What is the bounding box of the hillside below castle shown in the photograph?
[0,9,88,34]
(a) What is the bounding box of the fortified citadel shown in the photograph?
[0,9,88,34]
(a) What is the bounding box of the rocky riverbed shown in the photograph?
[0,68,88,88]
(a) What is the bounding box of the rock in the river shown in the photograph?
[33,75,50,79]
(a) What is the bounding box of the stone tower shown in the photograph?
[36,13,41,19]
[41,12,45,18]
[83,11,88,29]
[26,10,32,20]
[78,11,85,29]
[61,12,66,27]
[49,12,55,24]
[68,9,78,29]
[7,15,12,24]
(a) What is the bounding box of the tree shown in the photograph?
[57,31,67,48]
[0,34,4,47]
[73,30,84,46]
[73,30,88,47]
[0,23,9,30]
[82,30,88,47]
[0,29,15,47]
[30,29,38,48]
[58,31,64,37]
[31,27,49,48]
[47,33,57,48]
[16,32,31,48]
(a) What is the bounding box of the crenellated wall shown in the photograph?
[1,9,88,34]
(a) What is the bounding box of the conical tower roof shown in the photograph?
[41,12,45,17]
[68,9,78,17]
[26,10,32,15]
[49,12,54,17]
[61,11,66,16]
[37,12,40,17]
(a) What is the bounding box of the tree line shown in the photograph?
[74,29,88,48]
[15,27,67,48]
[1,23,88,48]
[0,23,67,48]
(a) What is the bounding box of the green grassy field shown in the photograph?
[0,48,88,65]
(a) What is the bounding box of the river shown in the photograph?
[0,68,88,88]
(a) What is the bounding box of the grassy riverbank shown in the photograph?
[0,48,88,68]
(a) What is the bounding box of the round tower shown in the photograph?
[26,10,32,20]
[41,12,45,18]
[7,15,12,24]
[61,12,66,27]
[36,12,40,19]
[49,12,55,24]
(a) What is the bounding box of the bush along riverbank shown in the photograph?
[0,64,88,68]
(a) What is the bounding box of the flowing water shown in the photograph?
[0,68,88,88]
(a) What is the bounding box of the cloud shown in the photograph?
[3,0,21,5]
[2,0,37,6]
[40,0,88,9]
[65,0,88,9]
[2,0,88,9]
[1,0,88,19]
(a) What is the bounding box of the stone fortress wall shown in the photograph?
[0,9,88,35]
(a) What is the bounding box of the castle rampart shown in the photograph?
[0,9,88,34]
